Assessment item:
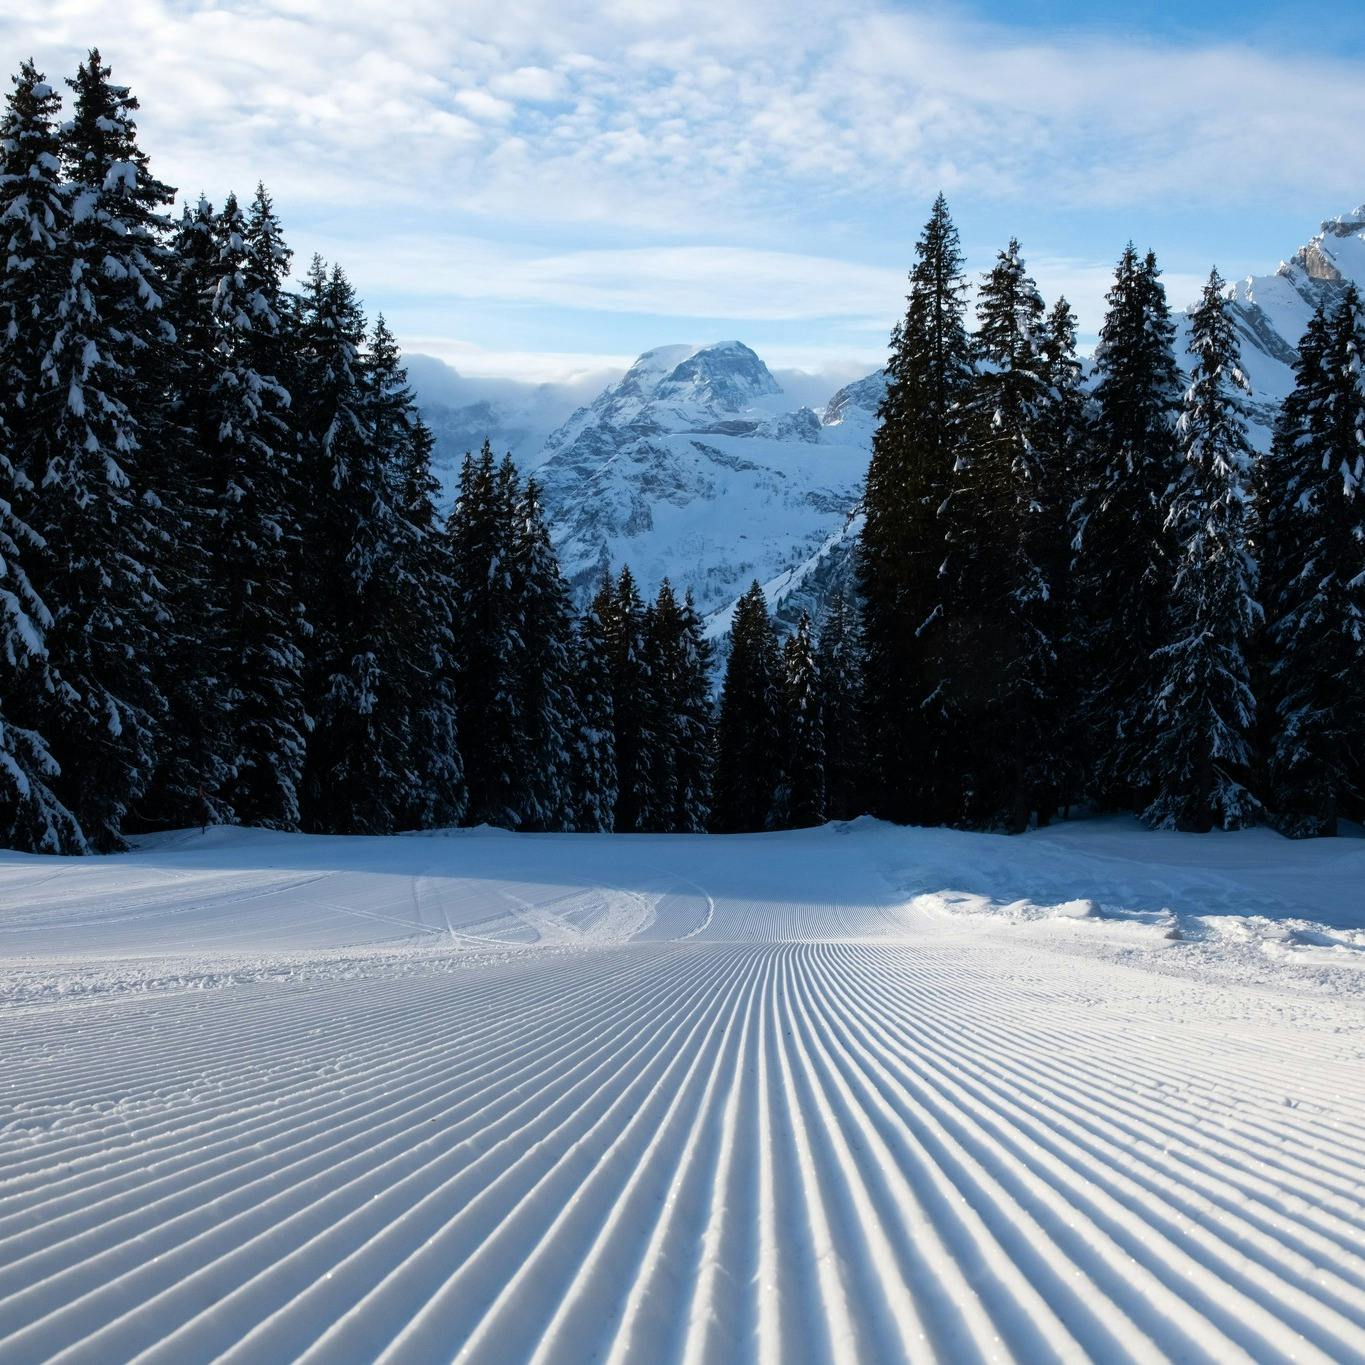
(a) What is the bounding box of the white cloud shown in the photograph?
[453,88,515,121]
[398,336,633,385]
[490,65,565,101]
[19,0,1364,226]
[7,0,1362,376]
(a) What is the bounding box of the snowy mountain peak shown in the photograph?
[580,340,784,430]
[532,342,873,615]
[652,340,782,413]
[1176,200,1365,436]
[1321,205,1365,240]
[821,371,886,427]
[613,344,698,404]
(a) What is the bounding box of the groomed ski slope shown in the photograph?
[2,820,1364,1364]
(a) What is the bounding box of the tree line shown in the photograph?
[856,195,1365,837]
[0,53,733,851]
[1,56,1360,853]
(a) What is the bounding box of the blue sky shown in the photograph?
[8,0,1365,388]
[957,0,1365,52]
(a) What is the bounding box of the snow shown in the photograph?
[2,818,1363,1361]
[534,342,879,623]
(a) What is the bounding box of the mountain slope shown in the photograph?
[534,342,879,618]
[404,354,597,486]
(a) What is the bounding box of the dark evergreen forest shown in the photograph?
[1,56,1361,852]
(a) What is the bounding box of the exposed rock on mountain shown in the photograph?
[532,342,879,622]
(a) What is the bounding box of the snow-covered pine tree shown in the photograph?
[1261,291,1365,834]
[356,317,463,831]
[712,581,782,832]
[1253,306,1323,818]
[1331,293,1365,823]
[1037,295,1088,820]
[673,588,714,832]
[814,592,864,822]
[0,425,81,851]
[512,477,578,831]
[446,440,524,827]
[641,586,680,830]
[779,611,825,829]
[202,192,309,829]
[857,193,973,824]
[946,239,1054,831]
[240,180,315,818]
[569,595,618,832]
[20,51,175,848]
[0,62,85,852]
[241,184,302,458]
[1142,270,1261,831]
[295,265,413,833]
[1072,245,1183,813]
[600,566,654,832]
[0,62,67,461]
[140,193,235,830]
[243,185,292,346]
[389,414,465,831]
[642,581,714,832]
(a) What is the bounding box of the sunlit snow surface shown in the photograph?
[2,819,1364,1362]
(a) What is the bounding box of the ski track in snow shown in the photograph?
[1,821,1364,1364]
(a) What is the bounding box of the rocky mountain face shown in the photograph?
[532,342,880,627]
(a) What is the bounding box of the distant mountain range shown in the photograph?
[410,202,1365,636]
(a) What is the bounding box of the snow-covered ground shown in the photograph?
[2,819,1363,1362]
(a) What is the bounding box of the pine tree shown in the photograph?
[673,589,714,832]
[815,593,864,822]
[512,477,578,830]
[858,194,973,823]
[945,239,1053,830]
[201,192,310,828]
[569,597,618,832]
[1037,296,1088,819]
[643,581,713,832]
[447,441,523,827]
[389,414,465,831]
[600,566,654,832]
[359,315,463,833]
[1142,270,1261,830]
[779,611,825,828]
[243,185,292,362]
[18,52,175,848]
[295,265,414,833]
[1073,245,1183,811]
[641,587,678,830]
[141,193,234,829]
[1261,292,1365,834]
[0,62,84,852]
[712,581,783,832]
[0,62,68,460]
[0,430,80,851]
